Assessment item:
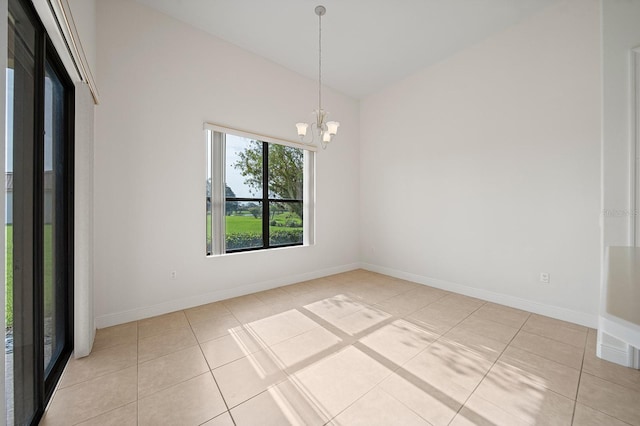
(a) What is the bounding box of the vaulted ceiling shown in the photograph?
[134,0,560,99]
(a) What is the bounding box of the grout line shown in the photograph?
[186,309,239,426]
[135,320,140,425]
[508,331,585,371]
[448,311,532,424]
[571,330,588,425]
[59,273,633,425]
[571,373,637,426]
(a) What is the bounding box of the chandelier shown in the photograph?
[296,5,340,149]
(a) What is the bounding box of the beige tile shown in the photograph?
[254,287,295,305]
[75,402,137,426]
[436,293,485,311]
[184,301,230,324]
[441,327,507,363]
[522,314,587,348]
[201,412,235,426]
[92,322,137,352]
[380,370,467,425]
[231,302,290,324]
[245,309,319,347]
[231,383,328,426]
[281,281,315,297]
[496,346,580,399]
[449,393,530,426]
[200,329,265,369]
[453,315,519,344]
[330,305,392,336]
[290,346,392,418]
[138,345,209,398]
[304,294,369,321]
[222,294,266,311]
[386,278,424,293]
[510,330,584,369]
[336,269,377,282]
[400,340,493,393]
[577,373,640,425]
[359,319,438,366]
[345,282,403,305]
[138,372,226,426]
[213,349,288,408]
[41,366,137,425]
[59,343,137,388]
[408,303,473,336]
[572,403,631,426]
[269,327,342,373]
[470,302,530,329]
[331,388,430,426]
[473,365,575,425]
[375,286,448,316]
[137,311,190,339]
[309,283,346,299]
[190,313,241,343]
[291,291,325,307]
[583,343,640,393]
[526,313,587,332]
[137,326,197,363]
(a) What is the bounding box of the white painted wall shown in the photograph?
[94,0,360,327]
[360,0,601,326]
[602,0,640,248]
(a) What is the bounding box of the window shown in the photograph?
[205,124,315,255]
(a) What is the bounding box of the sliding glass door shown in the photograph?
[6,0,74,423]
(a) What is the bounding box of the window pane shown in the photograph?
[268,144,303,200]
[43,62,67,374]
[7,0,37,422]
[225,201,263,251]
[226,135,262,198]
[269,202,303,246]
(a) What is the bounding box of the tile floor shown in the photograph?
[40,270,640,425]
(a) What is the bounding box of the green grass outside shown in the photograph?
[226,213,302,235]
[206,212,303,236]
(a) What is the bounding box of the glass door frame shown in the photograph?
[40,36,74,405]
[6,0,74,423]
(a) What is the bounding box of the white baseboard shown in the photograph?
[597,342,633,367]
[361,262,598,329]
[95,263,360,329]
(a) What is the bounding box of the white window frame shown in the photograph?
[204,123,316,256]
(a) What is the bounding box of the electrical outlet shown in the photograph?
[170,271,177,279]
[539,272,550,283]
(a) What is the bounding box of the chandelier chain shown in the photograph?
[318,11,322,114]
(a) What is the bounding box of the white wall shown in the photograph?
[602,0,640,248]
[94,0,360,327]
[360,0,601,326]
